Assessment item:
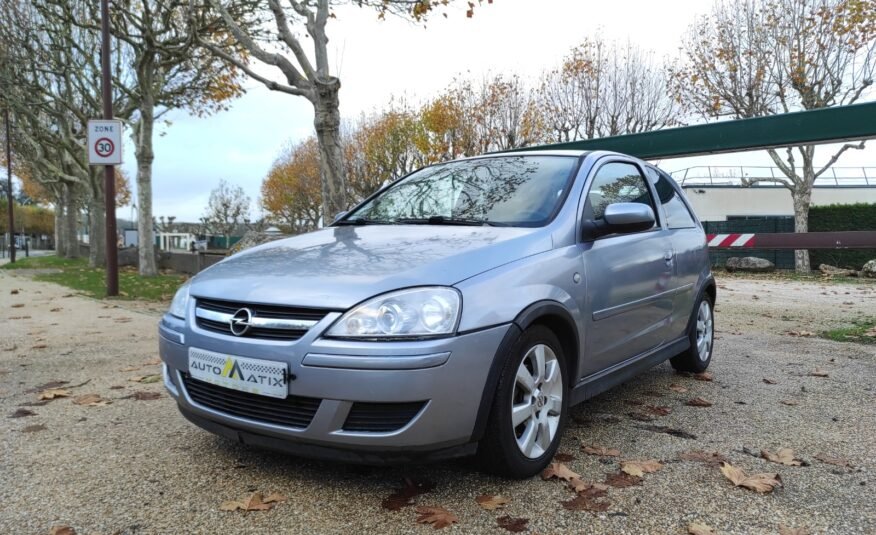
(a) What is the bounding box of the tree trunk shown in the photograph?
[53,201,65,255]
[88,195,106,268]
[134,94,158,276]
[63,183,79,259]
[791,185,812,273]
[313,78,347,224]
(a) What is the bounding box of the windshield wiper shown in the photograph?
[333,217,390,226]
[396,216,496,226]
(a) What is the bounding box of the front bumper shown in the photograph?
[159,313,510,460]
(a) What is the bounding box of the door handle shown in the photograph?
[664,251,674,264]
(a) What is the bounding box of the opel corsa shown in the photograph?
[160,150,716,478]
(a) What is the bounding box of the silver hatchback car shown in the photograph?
[159,150,715,478]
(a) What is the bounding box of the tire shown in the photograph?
[670,292,715,373]
[476,325,569,479]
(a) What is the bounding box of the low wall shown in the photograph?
[158,251,224,275]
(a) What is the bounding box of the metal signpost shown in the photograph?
[89,0,119,296]
[4,106,13,263]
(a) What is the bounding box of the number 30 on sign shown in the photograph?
[87,119,123,165]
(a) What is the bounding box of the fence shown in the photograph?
[702,217,795,269]
[671,166,876,187]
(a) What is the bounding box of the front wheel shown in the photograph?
[670,293,715,373]
[477,326,568,478]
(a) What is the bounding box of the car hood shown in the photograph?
[190,225,551,309]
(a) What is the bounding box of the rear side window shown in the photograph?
[584,162,657,226]
[646,167,698,229]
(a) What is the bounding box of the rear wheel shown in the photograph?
[670,293,714,373]
[477,326,568,478]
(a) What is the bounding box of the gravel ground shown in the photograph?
[1,267,875,535]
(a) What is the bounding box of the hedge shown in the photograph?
[809,202,876,270]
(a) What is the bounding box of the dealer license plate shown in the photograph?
[188,347,288,399]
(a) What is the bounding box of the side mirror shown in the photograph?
[332,210,348,223]
[583,202,656,239]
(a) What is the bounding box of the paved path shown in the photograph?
[1,269,874,534]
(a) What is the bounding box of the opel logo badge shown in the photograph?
[229,308,253,336]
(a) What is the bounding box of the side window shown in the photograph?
[646,167,698,229]
[584,162,657,226]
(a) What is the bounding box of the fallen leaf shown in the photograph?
[669,383,688,393]
[21,424,47,433]
[554,452,575,462]
[496,515,529,533]
[813,453,852,468]
[719,462,782,493]
[72,394,111,407]
[38,388,71,400]
[678,450,728,466]
[10,289,18,295]
[476,494,509,510]
[636,424,697,439]
[11,303,24,308]
[693,372,714,382]
[686,397,713,407]
[220,491,286,512]
[541,462,580,482]
[620,459,663,477]
[604,472,642,488]
[809,369,829,378]
[780,399,799,406]
[27,380,69,393]
[128,374,161,384]
[9,408,36,418]
[688,522,717,535]
[778,524,810,535]
[763,378,778,385]
[129,391,161,401]
[415,506,458,529]
[561,494,611,513]
[381,478,436,511]
[567,479,609,496]
[50,308,62,312]
[645,405,672,416]
[120,366,142,372]
[31,344,48,349]
[143,357,162,365]
[627,411,655,422]
[761,448,803,467]
[49,526,76,535]
[581,445,620,457]
[786,330,816,337]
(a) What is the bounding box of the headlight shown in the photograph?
[168,282,191,319]
[326,287,461,339]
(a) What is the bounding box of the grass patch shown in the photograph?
[822,318,876,345]
[4,255,185,301]
[1,255,86,270]
[714,268,875,286]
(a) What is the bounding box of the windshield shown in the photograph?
[341,155,579,227]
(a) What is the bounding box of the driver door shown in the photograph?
[578,160,675,376]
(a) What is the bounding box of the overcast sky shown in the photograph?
[115,0,876,223]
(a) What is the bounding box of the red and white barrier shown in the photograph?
[707,233,756,248]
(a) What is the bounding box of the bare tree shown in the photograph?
[59,0,248,275]
[198,0,488,223]
[202,179,251,248]
[538,36,678,143]
[675,0,876,272]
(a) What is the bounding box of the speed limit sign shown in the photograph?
[87,119,123,165]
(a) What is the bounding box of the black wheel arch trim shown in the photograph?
[470,300,580,443]
[686,276,717,335]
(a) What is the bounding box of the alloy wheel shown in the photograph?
[511,343,563,459]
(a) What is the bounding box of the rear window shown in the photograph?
[646,167,698,229]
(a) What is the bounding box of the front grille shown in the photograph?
[342,401,427,432]
[195,298,330,341]
[182,374,321,429]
